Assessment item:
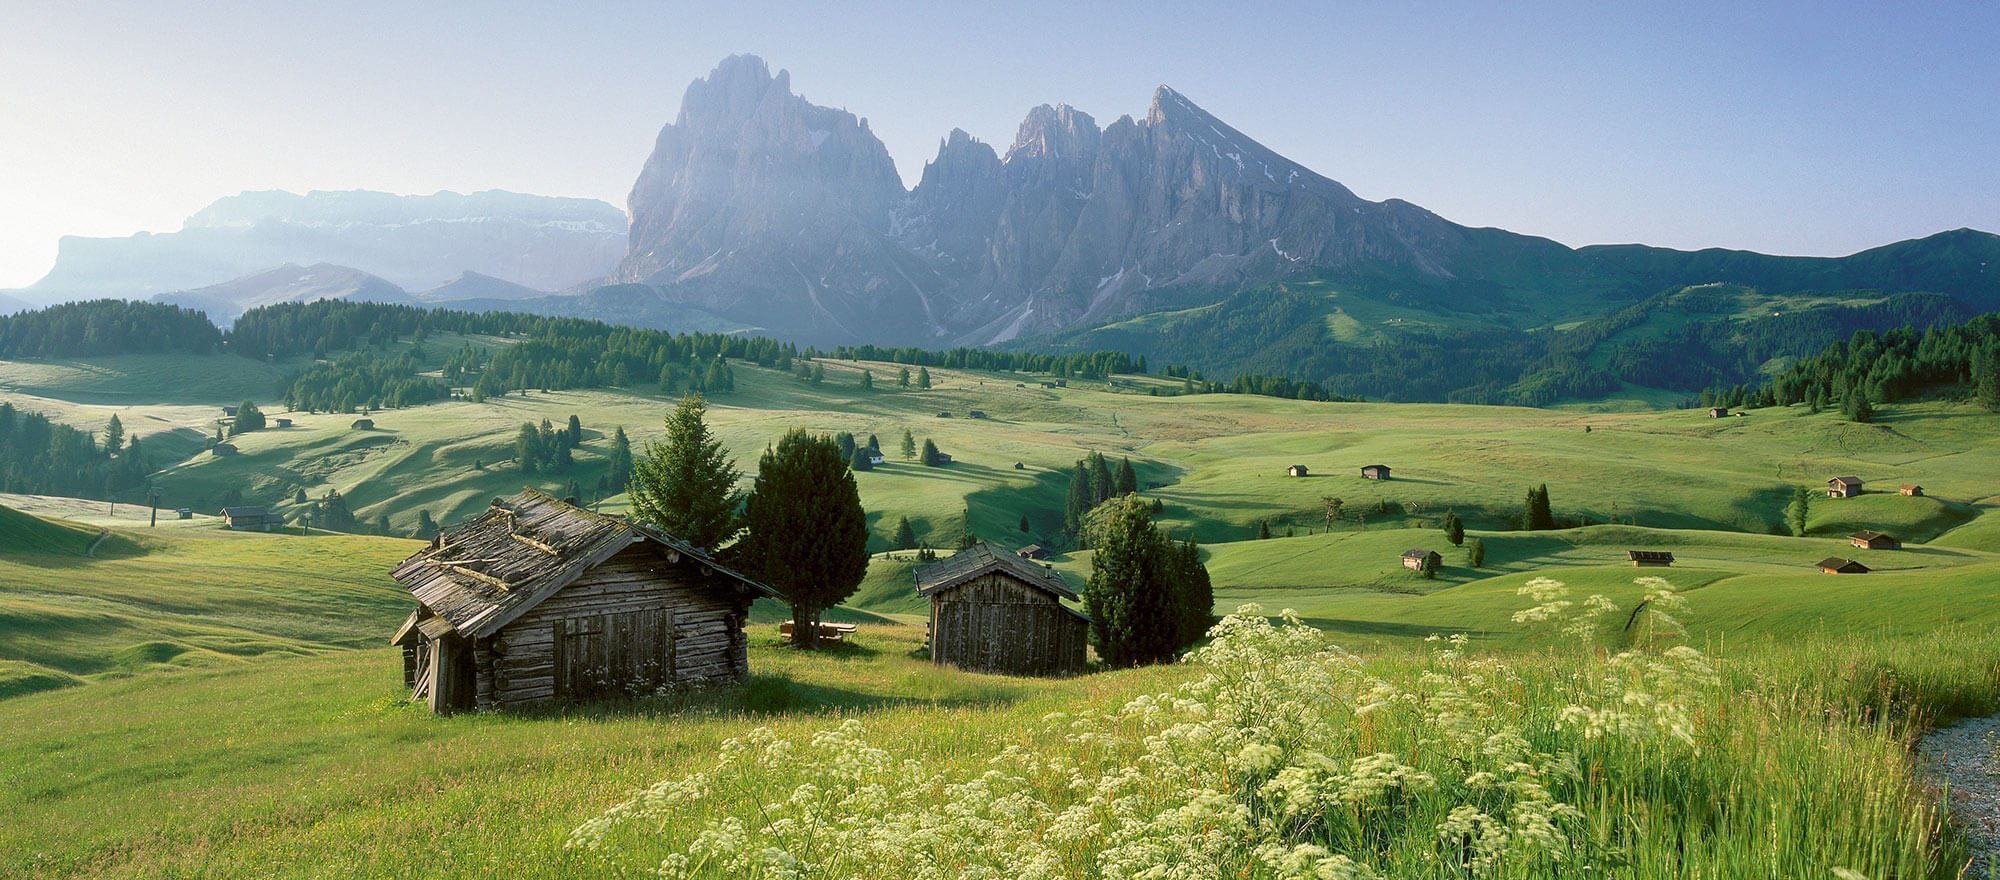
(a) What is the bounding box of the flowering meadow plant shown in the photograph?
[568,578,1962,878]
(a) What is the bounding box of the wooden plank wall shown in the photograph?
[930,573,1086,677]
[484,543,749,705]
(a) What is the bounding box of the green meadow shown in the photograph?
[3,351,2000,876]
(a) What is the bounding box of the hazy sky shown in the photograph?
[2,0,1996,288]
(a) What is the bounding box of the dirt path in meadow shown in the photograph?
[1920,714,2000,876]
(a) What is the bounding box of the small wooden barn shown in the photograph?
[1626,550,1676,567]
[1401,548,1441,571]
[1362,464,1392,480]
[915,542,1088,677]
[210,443,238,456]
[1827,476,1862,498]
[389,489,776,713]
[1708,407,1729,418]
[274,418,292,428]
[1900,484,1925,497]
[864,449,887,466]
[352,418,375,430]
[968,410,989,419]
[1016,544,1050,560]
[220,506,282,531]
[1849,530,1901,550]
[1287,464,1310,477]
[1817,557,1870,575]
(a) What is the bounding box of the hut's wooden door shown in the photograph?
[427,634,475,714]
[554,609,676,699]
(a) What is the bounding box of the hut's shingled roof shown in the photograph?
[913,541,1079,601]
[390,488,774,639]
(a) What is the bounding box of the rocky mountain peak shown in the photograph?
[1007,104,1101,162]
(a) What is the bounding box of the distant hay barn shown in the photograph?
[1626,550,1675,567]
[1827,476,1862,498]
[1708,407,1729,418]
[1362,464,1392,480]
[914,542,1088,677]
[1287,464,1310,477]
[1015,544,1050,560]
[968,410,989,419]
[351,418,375,430]
[1849,530,1901,550]
[210,443,238,456]
[1817,557,1870,574]
[273,418,292,428]
[1900,484,1925,497]
[389,489,776,714]
[1400,548,1441,571]
[220,506,281,531]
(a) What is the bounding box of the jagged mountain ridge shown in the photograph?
[19,189,628,306]
[617,56,1998,350]
[617,55,1578,345]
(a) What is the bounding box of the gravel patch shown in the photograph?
[1921,714,2000,876]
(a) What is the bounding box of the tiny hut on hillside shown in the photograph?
[1827,476,1863,498]
[210,443,238,456]
[1401,548,1441,571]
[1900,484,1925,497]
[1849,530,1902,550]
[915,542,1088,677]
[1016,544,1050,560]
[220,506,281,531]
[389,489,776,713]
[1626,550,1675,567]
[1287,464,1310,477]
[1708,407,1729,418]
[1362,464,1392,480]
[1817,557,1870,575]
[352,418,376,430]
[274,418,292,428]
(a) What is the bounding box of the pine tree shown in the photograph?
[1442,510,1464,546]
[1522,484,1555,530]
[850,445,873,471]
[1975,344,2000,412]
[921,438,942,466]
[1843,389,1874,423]
[232,401,265,435]
[866,434,881,452]
[416,509,439,539]
[104,414,124,457]
[1063,461,1093,538]
[1256,520,1272,540]
[1468,537,1486,567]
[741,429,869,649]
[834,432,857,461]
[1084,497,1187,667]
[1089,452,1114,503]
[607,427,634,493]
[1786,486,1812,537]
[892,516,917,550]
[629,393,742,552]
[900,429,917,460]
[897,366,911,388]
[859,369,874,391]
[1019,514,1031,532]
[566,414,583,448]
[810,364,825,385]
[1170,537,1214,647]
[1420,552,1440,579]
[1114,457,1138,495]
[373,513,393,536]
[294,487,308,504]
[515,423,541,474]
[916,367,931,389]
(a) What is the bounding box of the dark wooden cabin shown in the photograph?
[220,505,281,531]
[1849,530,1901,550]
[1817,557,1870,574]
[1827,476,1862,498]
[1626,550,1675,567]
[1708,407,1729,418]
[1015,544,1050,560]
[1362,464,1392,480]
[352,418,376,430]
[915,542,1088,677]
[1400,548,1441,571]
[1900,484,1925,497]
[389,489,776,713]
[1287,464,1310,477]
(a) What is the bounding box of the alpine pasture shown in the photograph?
[3,349,2000,877]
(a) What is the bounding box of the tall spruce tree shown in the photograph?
[1089,452,1114,503]
[607,427,634,493]
[916,367,932,389]
[104,414,125,457]
[921,438,942,466]
[566,414,583,448]
[1085,497,1195,667]
[741,429,869,649]
[892,515,917,550]
[629,393,742,552]
[1786,486,1812,537]
[1063,461,1094,539]
[900,429,917,460]
[1114,457,1138,495]
[1522,485,1555,530]
[1170,537,1214,647]
[1442,510,1465,546]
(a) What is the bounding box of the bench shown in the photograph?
[777,621,860,642]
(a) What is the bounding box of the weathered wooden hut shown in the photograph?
[220,506,282,531]
[1900,484,1925,497]
[914,542,1088,677]
[1849,530,1901,550]
[274,418,292,428]
[1817,557,1870,574]
[1362,464,1392,480]
[1401,548,1441,571]
[1827,476,1862,498]
[1015,544,1050,560]
[1626,550,1675,567]
[352,418,375,430]
[389,489,776,713]
[210,443,239,457]
[1287,464,1310,477]
[1708,407,1729,418]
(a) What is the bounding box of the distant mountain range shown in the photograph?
[9,189,626,309]
[607,55,1999,350]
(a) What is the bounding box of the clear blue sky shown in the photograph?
[2,0,1996,287]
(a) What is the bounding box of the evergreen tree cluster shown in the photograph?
[1521,484,1556,531]
[1751,312,2000,412]
[514,418,578,474]
[229,401,266,435]
[0,299,222,357]
[0,403,150,500]
[1062,451,1140,540]
[828,345,1141,380]
[1083,497,1213,667]
[284,352,449,413]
